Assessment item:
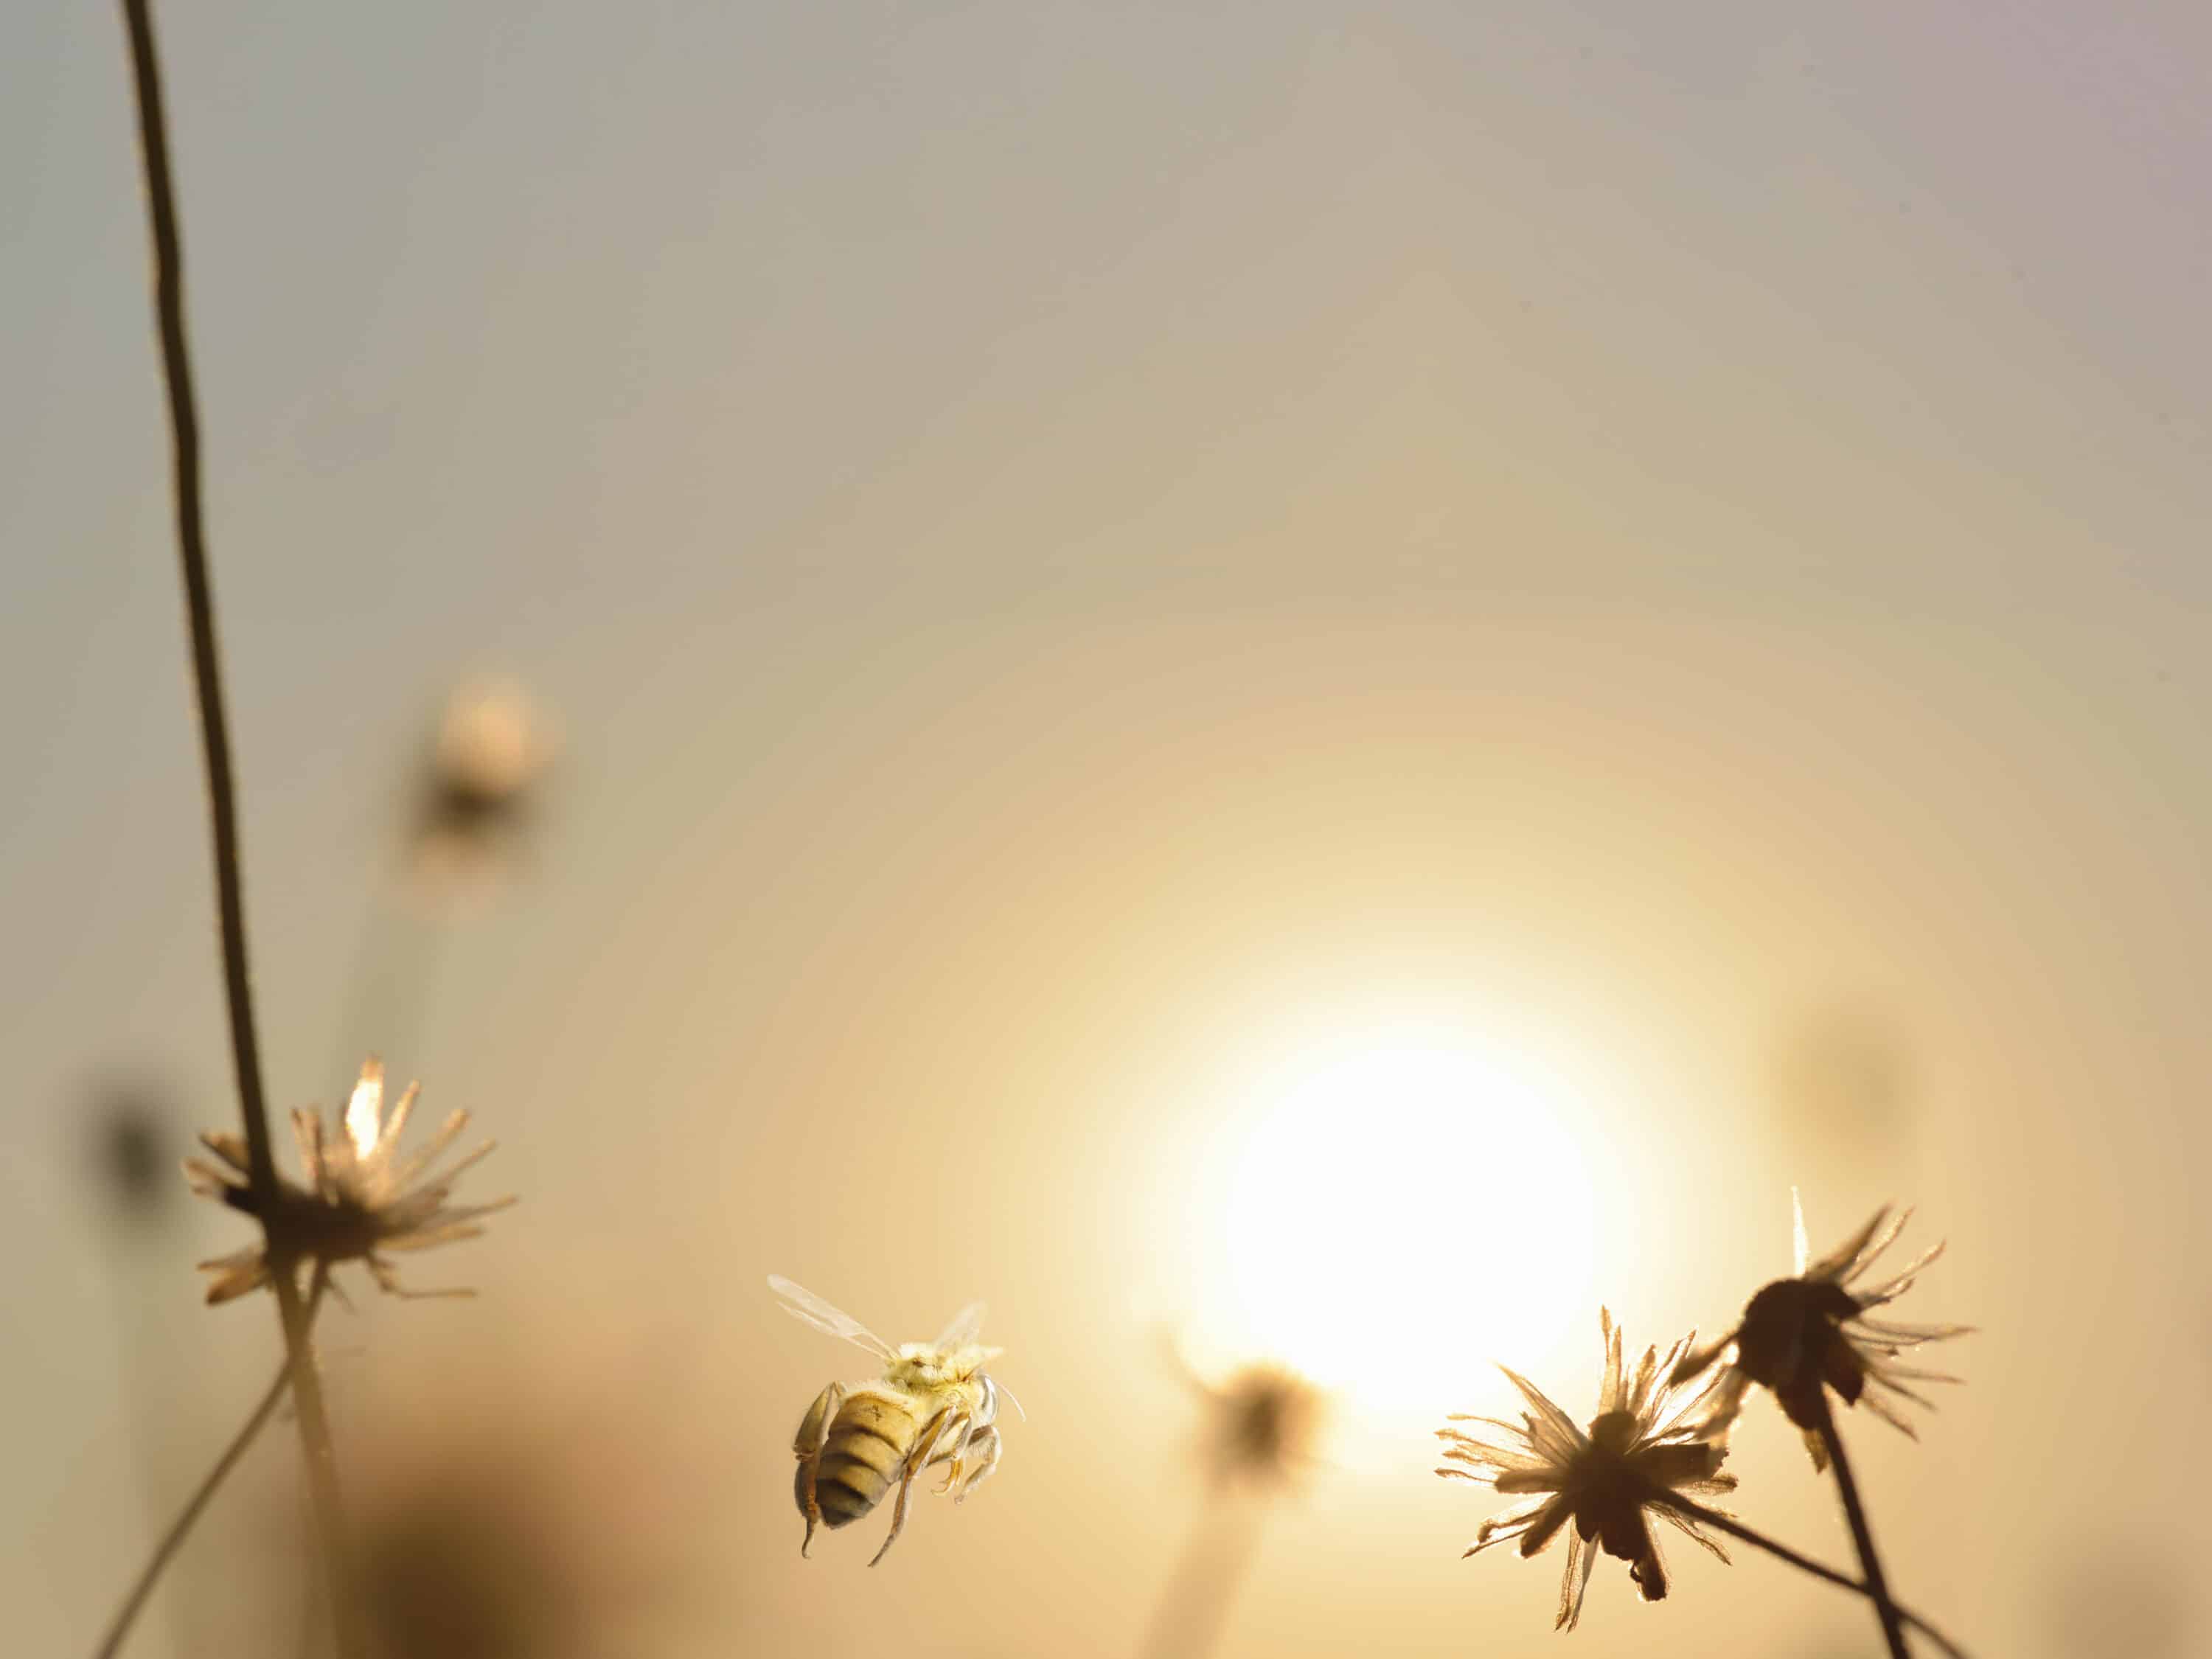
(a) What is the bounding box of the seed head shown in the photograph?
[181,1058,514,1303]
[1674,1192,1972,1468]
[1197,1360,1330,1492]
[1438,1310,1738,1631]
[408,680,556,904]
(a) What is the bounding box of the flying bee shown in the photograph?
[768,1274,1020,1565]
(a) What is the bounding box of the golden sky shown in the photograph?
[5,4,2210,1656]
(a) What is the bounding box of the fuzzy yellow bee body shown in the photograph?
[769,1276,1015,1565]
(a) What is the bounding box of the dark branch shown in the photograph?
[116,5,363,1655]
[1651,1489,1968,1659]
[119,0,276,1199]
[1816,1402,1913,1659]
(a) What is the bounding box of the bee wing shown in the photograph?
[935,1301,988,1349]
[768,1276,896,1360]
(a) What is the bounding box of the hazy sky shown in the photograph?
[6,4,2211,1656]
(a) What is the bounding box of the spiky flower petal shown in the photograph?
[1437,1311,1738,1632]
[182,1059,513,1304]
[1674,1194,1971,1468]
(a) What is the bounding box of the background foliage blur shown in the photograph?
[6,3,2211,1655]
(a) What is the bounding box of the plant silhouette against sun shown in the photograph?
[1194,1360,1331,1494]
[1672,1194,1973,1659]
[1676,1197,1970,1468]
[1439,1287,1971,1654]
[1438,1310,1739,1629]
[1138,1343,1334,1659]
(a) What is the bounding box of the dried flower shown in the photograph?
[1437,1311,1738,1632]
[182,1058,513,1303]
[1674,1194,1970,1469]
[407,680,555,902]
[1195,1360,1329,1492]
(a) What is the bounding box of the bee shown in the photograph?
[768,1275,1019,1565]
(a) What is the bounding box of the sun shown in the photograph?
[1198,1028,1599,1420]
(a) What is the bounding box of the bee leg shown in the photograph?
[870,1406,967,1567]
[930,1415,977,1495]
[793,1382,844,1558]
[951,1425,1001,1503]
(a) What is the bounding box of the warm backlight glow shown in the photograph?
[1205,1032,1599,1419]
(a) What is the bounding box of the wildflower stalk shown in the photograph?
[116,4,364,1655]
[1813,1398,1911,1659]
[1138,1506,1262,1659]
[91,1273,329,1659]
[1650,1489,1966,1659]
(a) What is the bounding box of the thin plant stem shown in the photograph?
[1815,1398,1912,1659]
[115,0,271,1193]
[1138,1500,1264,1659]
[91,1273,329,1659]
[271,1262,360,1652]
[1652,1490,1964,1659]
[116,5,364,1656]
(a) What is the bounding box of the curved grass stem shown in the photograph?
[1815,1398,1912,1658]
[116,4,362,1655]
[1138,1502,1264,1659]
[1652,1490,1965,1659]
[91,1273,329,1659]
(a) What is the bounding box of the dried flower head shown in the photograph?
[1674,1193,1970,1469]
[182,1058,513,1304]
[1196,1360,1330,1492]
[1437,1311,1738,1632]
[408,680,555,901]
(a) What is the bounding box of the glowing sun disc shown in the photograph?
[1209,1034,1597,1418]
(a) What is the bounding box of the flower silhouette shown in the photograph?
[1438,1311,1737,1631]
[1195,1360,1329,1493]
[183,1058,513,1303]
[406,680,555,903]
[1674,1194,1970,1469]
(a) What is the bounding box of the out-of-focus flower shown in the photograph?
[1194,1360,1330,1493]
[407,679,557,904]
[182,1058,512,1303]
[1437,1311,1738,1632]
[294,1317,713,1659]
[88,1078,173,1221]
[1674,1194,1971,1469]
[1770,1002,1915,1155]
[1139,1348,1331,1659]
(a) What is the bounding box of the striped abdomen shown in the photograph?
[805,1391,921,1528]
